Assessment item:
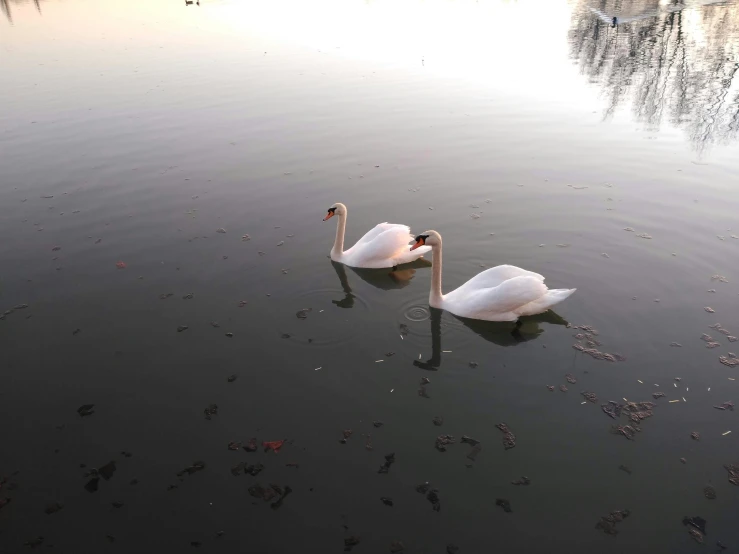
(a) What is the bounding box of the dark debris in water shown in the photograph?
[704,485,717,499]
[582,391,598,403]
[565,373,577,384]
[691,432,700,441]
[415,482,430,494]
[714,401,734,411]
[390,540,404,553]
[203,404,218,420]
[432,416,444,426]
[723,463,739,485]
[618,465,632,475]
[380,497,393,507]
[245,463,265,477]
[461,435,480,446]
[612,425,639,440]
[495,498,512,513]
[177,461,205,477]
[652,392,666,400]
[495,423,516,450]
[243,438,258,452]
[683,516,706,543]
[511,476,530,486]
[622,401,655,424]
[378,453,395,474]
[271,485,292,510]
[426,489,441,511]
[24,536,45,548]
[84,477,99,492]
[177,325,189,333]
[296,308,312,320]
[44,502,63,515]
[227,374,237,383]
[344,536,361,552]
[467,444,482,461]
[248,483,280,502]
[99,461,116,480]
[596,510,630,535]
[77,404,95,417]
[435,435,455,452]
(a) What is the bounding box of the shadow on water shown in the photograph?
[569,0,739,152]
[330,259,431,308]
[413,307,569,370]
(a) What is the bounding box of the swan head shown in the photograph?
[323,202,346,221]
[410,230,441,250]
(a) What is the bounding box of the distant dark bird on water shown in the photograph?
[612,16,618,26]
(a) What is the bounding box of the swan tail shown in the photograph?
[394,244,431,265]
[516,288,576,316]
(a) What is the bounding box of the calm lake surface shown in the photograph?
[2,0,739,551]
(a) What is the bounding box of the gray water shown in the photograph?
[2,0,739,552]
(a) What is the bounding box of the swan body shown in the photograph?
[411,230,576,321]
[323,203,431,268]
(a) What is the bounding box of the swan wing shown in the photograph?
[345,224,428,267]
[446,275,548,317]
[452,265,544,296]
[351,223,404,248]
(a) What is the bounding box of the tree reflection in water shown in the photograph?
[569,0,739,151]
[1,0,44,23]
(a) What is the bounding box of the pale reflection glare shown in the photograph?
[209,0,578,95]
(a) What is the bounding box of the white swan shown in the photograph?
[410,230,576,321]
[323,203,431,268]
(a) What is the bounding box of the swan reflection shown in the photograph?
[330,259,431,308]
[413,308,569,370]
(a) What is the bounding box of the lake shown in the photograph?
[1,0,739,552]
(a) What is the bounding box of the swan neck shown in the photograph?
[332,211,346,258]
[430,242,443,307]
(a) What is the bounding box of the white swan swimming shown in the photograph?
[323,203,431,268]
[410,230,576,321]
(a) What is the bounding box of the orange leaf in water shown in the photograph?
[115,261,126,269]
[262,440,285,453]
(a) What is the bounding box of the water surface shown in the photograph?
[2,0,739,552]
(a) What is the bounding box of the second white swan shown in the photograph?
[323,202,431,268]
[410,230,576,321]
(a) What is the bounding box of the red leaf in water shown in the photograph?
[262,440,285,453]
[115,261,126,269]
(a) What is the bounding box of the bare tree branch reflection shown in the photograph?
[1,0,46,22]
[570,0,739,151]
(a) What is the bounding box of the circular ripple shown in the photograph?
[277,287,370,348]
[404,305,431,322]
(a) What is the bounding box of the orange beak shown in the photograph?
[323,211,334,221]
[410,238,424,251]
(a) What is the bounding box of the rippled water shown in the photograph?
[2,0,739,552]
